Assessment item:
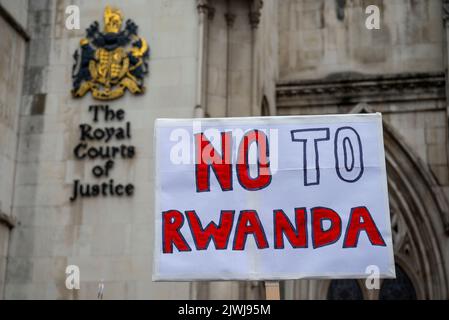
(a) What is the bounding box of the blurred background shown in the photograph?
[0,0,448,299]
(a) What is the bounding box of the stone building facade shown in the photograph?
[0,0,448,300]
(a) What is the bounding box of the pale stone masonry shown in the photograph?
[2,0,198,299]
[0,0,28,300]
[0,0,448,300]
[276,0,449,300]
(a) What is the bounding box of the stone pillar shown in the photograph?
[225,1,236,117]
[443,0,449,167]
[191,1,214,299]
[0,0,28,300]
[196,0,213,118]
[249,0,263,116]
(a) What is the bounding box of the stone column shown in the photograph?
[225,1,236,117]
[195,0,213,118]
[249,0,263,116]
[443,0,449,166]
[191,1,215,299]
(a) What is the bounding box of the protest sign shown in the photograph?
[153,113,395,281]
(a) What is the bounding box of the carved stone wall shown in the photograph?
[0,0,28,300]
[4,0,198,299]
[278,0,445,81]
[276,0,449,300]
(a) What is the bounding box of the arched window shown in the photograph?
[379,264,417,300]
[327,279,363,300]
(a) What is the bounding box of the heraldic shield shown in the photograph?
[72,6,149,100]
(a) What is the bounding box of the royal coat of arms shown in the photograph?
[72,6,149,100]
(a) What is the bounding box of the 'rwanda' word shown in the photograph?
[162,207,386,253]
[70,105,136,202]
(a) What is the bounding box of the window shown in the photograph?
[327,279,363,300]
[379,264,417,300]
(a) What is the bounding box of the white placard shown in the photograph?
[153,113,395,281]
